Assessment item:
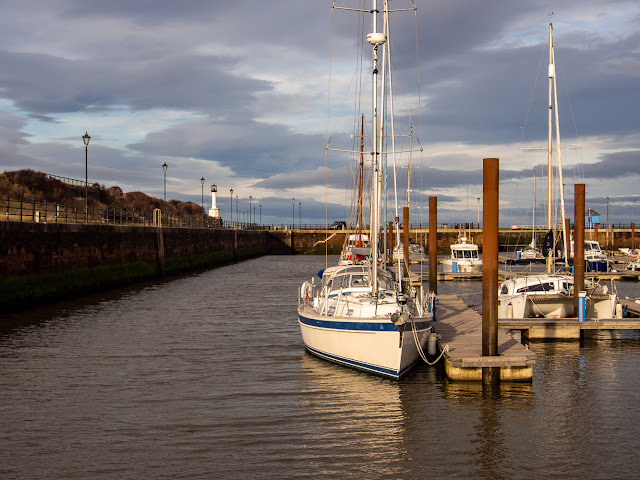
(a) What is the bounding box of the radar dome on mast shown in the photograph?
[367,32,387,45]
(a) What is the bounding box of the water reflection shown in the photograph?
[297,353,410,478]
[2,256,640,479]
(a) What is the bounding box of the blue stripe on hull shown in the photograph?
[298,313,431,332]
[305,344,408,380]
[298,314,430,380]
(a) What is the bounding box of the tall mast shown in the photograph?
[546,22,554,273]
[358,114,364,246]
[367,0,386,293]
[551,26,569,267]
[407,123,413,209]
[532,168,536,247]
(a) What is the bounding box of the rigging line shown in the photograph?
[326,3,337,268]
[412,1,426,279]
[508,32,550,233]
[382,2,402,281]
[560,66,585,181]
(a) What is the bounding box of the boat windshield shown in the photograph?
[454,250,478,259]
[516,282,556,293]
[327,272,370,291]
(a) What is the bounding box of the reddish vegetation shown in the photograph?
[0,169,203,217]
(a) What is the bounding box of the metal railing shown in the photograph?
[1,197,226,229]
[45,173,86,187]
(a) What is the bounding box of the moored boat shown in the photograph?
[442,235,482,273]
[498,273,617,319]
[296,0,434,379]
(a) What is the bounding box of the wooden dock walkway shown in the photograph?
[620,298,640,316]
[433,294,536,382]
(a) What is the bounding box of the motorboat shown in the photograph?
[442,235,482,273]
[392,242,425,263]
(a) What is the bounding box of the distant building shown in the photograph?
[586,208,600,228]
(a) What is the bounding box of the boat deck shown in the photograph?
[433,294,536,382]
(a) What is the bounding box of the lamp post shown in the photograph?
[82,131,90,222]
[299,201,301,229]
[259,204,262,226]
[162,162,168,203]
[477,197,480,227]
[201,177,205,212]
[253,206,256,227]
[292,197,295,229]
[236,194,239,228]
[249,195,253,227]
[229,188,233,227]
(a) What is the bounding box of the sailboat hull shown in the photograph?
[298,305,430,379]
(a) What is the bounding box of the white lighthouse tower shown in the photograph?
[208,184,220,219]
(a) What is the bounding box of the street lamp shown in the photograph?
[253,206,256,227]
[299,201,301,228]
[201,177,205,212]
[230,188,233,227]
[162,162,168,203]
[236,194,239,228]
[82,131,90,222]
[249,195,253,227]
[292,197,295,229]
[477,197,480,227]
[259,204,262,226]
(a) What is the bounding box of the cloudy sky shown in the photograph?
[1,0,639,227]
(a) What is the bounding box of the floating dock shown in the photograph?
[433,294,536,382]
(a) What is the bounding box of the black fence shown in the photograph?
[6,197,633,231]
[1,197,226,229]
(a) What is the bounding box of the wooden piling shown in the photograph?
[565,218,571,265]
[482,158,499,385]
[156,226,165,277]
[574,184,585,315]
[429,197,437,294]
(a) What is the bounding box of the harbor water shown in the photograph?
[2,255,640,479]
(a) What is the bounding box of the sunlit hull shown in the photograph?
[298,304,430,379]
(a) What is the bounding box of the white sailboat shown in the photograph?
[516,169,544,261]
[498,23,617,319]
[297,0,434,379]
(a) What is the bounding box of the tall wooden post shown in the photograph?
[482,158,499,385]
[565,218,571,265]
[574,184,585,316]
[429,197,437,294]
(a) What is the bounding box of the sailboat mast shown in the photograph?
[546,23,554,273]
[532,168,536,247]
[358,114,364,245]
[551,28,569,267]
[407,123,412,209]
[367,0,386,293]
